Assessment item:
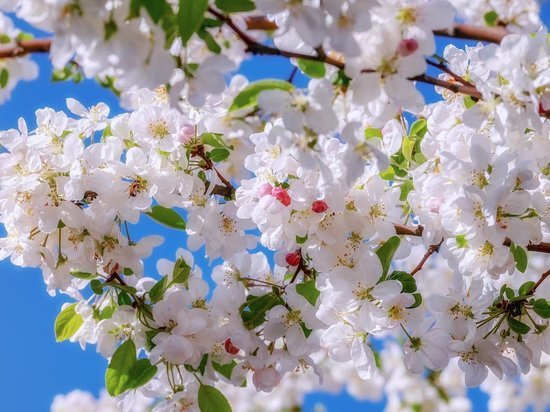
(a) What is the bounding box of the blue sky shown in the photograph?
[0,6,549,411]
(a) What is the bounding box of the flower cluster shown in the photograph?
[0,0,549,411]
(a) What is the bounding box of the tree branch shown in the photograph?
[393,223,550,254]
[528,269,550,295]
[410,240,443,276]
[0,39,51,58]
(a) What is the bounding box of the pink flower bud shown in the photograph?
[286,252,301,266]
[426,197,442,213]
[258,182,274,198]
[224,338,240,355]
[311,200,328,213]
[178,123,195,144]
[397,38,419,57]
[271,186,291,206]
[252,367,281,392]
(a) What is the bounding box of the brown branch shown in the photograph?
[0,39,52,58]
[434,24,508,45]
[410,240,443,276]
[528,269,550,295]
[245,16,508,44]
[393,223,550,254]
[411,74,482,99]
[426,59,475,87]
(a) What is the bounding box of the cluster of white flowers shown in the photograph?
[0,0,549,411]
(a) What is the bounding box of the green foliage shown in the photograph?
[229,79,294,112]
[376,236,401,280]
[0,69,9,88]
[198,384,232,412]
[509,243,528,273]
[215,0,255,12]
[105,339,158,396]
[296,280,320,306]
[240,292,283,329]
[388,271,417,293]
[296,59,326,78]
[146,205,186,230]
[507,317,530,334]
[55,303,84,342]
[484,11,498,26]
[533,299,550,318]
[178,0,209,46]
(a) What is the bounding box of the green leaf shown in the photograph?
[118,291,133,306]
[0,69,9,89]
[172,257,191,284]
[409,119,427,138]
[149,275,169,304]
[296,233,308,245]
[408,293,423,309]
[104,19,118,41]
[213,361,237,380]
[229,79,294,112]
[198,385,232,412]
[484,11,498,26]
[379,165,395,180]
[376,236,401,280]
[198,28,222,53]
[55,303,84,342]
[533,299,550,318]
[91,279,104,295]
[70,269,96,280]
[296,59,326,78]
[507,317,530,334]
[510,243,528,273]
[296,280,320,306]
[463,95,476,109]
[364,127,382,140]
[178,0,209,46]
[215,0,255,12]
[388,271,417,293]
[106,340,136,396]
[142,0,170,23]
[146,205,186,230]
[200,133,226,148]
[402,136,415,162]
[399,180,414,202]
[209,148,231,162]
[0,34,10,44]
[240,293,282,330]
[106,339,158,397]
[518,281,535,297]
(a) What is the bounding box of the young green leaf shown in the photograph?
[215,0,255,12]
[296,59,326,78]
[178,0,209,46]
[484,10,498,26]
[172,257,191,285]
[149,275,169,304]
[518,281,535,297]
[533,299,550,318]
[389,271,417,293]
[208,148,231,162]
[146,205,186,230]
[55,303,84,342]
[240,293,282,329]
[296,280,320,306]
[0,69,9,89]
[376,236,401,280]
[198,385,232,412]
[105,339,158,396]
[409,118,427,138]
[510,243,528,273]
[507,317,530,335]
[213,361,237,380]
[229,79,294,112]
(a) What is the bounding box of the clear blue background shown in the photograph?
[0,6,548,411]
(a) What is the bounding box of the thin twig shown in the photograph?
[410,240,443,276]
[393,223,550,254]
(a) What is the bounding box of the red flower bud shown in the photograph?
[285,252,301,266]
[311,200,328,213]
[397,38,419,57]
[224,338,240,355]
[271,186,291,206]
